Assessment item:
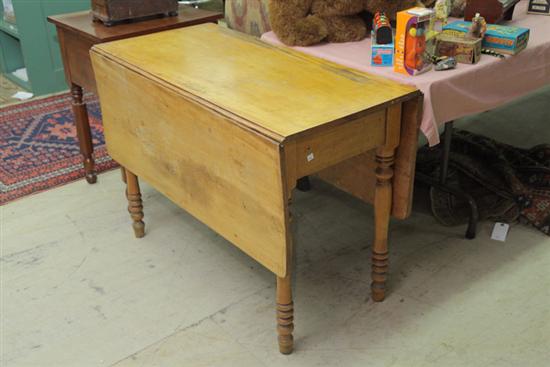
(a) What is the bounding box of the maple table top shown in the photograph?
[92,24,420,141]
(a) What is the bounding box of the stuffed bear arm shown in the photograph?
[269,0,329,46]
[311,0,369,17]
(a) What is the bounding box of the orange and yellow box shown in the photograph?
[394,7,434,76]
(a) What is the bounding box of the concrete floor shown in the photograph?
[2,87,549,366]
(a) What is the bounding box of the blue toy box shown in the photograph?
[443,21,530,55]
[371,31,394,67]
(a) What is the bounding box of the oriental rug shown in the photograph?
[417,129,550,236]
[0,93,117,205]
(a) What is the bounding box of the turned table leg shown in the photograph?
[276,274,294,354]
[276,193,295,355]
[125,169,145,238]
[70,84,96,184]
[371,147,395,302]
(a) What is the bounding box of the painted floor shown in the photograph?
[2,87,549,366]
[0,75,30,106]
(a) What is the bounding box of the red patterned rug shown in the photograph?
[0,93,118,205]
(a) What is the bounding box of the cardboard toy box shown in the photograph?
[371,32,395,67]
[435,34,482,64]
[443,21,530,55]
[395,7,435,76]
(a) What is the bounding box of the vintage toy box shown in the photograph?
[435,34,482,64]
[371,32,395,67]
[443,21,530,55]
[92,0,179,26]
[395,7,435,76]
[528,0,550,15]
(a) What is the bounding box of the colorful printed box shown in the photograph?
[371,31,394,67]
[443,21,530,55]
[395,7,434,76]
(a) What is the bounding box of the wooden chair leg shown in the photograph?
[125,169,145,238]
[276,275,294,354]
[371,147,395,302]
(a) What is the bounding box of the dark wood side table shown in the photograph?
[48,6,223,183]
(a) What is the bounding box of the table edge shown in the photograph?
[91,25,422,142]
[47,8,223,43]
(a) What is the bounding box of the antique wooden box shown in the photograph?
[464,0,521,24]
[91,0,179,26]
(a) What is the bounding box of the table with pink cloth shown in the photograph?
[261,0,550,146]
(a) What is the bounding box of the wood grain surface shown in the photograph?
[91,23,422,277]
[92,24,419,141]
[92,52,290,277]
[316,96,423,220]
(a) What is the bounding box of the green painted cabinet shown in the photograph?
[0,0,90,95]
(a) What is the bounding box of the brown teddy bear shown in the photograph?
[269,0,422,47]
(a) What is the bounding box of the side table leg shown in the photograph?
[371,146,395,302]
[70,84,96,184]
[276,275,294,354]
[125,169,145,238]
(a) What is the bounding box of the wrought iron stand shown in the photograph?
[415,121,480,239]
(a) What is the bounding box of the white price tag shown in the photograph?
[307,152,315,162]
[491,222,510,242]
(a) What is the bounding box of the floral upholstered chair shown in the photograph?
[225,0,271,37]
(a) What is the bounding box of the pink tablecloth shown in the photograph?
[261,0,550,146]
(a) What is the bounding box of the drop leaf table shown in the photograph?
[91,24,422,354]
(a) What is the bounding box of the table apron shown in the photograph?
[289,110,386,179]
[58,28,98,92]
